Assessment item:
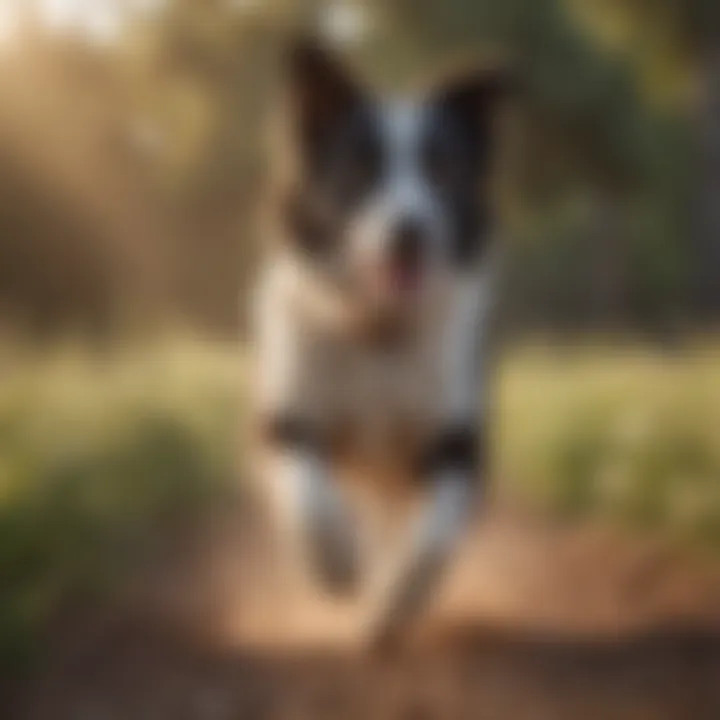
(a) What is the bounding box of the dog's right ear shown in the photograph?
[283,37,362,151]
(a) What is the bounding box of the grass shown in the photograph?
[0,340,243,673]
[498,342,720,544]
[0,338,719,673]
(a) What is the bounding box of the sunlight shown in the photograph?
[39,0,122,44]
[39,0,77,32]
[0,3,19,47]
[0,0,166,49]
[322,2,369,46]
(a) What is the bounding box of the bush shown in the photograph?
[498,343,720,543]
[0,341,242,672]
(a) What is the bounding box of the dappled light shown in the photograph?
[0,1,718,718]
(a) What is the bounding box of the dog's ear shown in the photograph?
[432,65,518,141]
[284,37,362,152]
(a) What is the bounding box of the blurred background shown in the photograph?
[1,1,719,718]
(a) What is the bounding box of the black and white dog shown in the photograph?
[253,38,512,649]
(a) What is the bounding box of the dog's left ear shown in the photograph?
[283,37,363,154]
[433,66,518,140]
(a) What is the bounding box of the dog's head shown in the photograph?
[277,38,513,317]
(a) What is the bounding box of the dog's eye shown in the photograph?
[423,144,454,187]
[350,156,377,187]
[335,142,382,199]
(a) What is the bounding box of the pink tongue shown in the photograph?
[390,262,421,294]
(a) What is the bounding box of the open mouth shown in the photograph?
[360,252,425,306]
[388,257,423,295]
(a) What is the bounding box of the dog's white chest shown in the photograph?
[327,340,439,449]
[254,256,494,453]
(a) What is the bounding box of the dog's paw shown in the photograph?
[306,503,361,597]
[362,614,407,659]
[361,538,447,655]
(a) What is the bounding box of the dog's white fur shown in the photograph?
[253,97,499,646]
[346,102,448,291]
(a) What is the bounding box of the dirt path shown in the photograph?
[11,504,720,720]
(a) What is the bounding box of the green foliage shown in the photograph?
[0,0,704,336]
[1,341,719,672]
[499,345,720,542]
[340,0,697,328]
[0,342,241,673]
[566,0,714,99]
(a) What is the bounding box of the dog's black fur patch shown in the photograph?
[419,423,486,480]
[283,43,383,258]
[420,104,495,265]
[284,105,384,256]
[263,414,325,452]
[282,39,509,269]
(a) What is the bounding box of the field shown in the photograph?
[498,343,720,541]
[0,341,242,673]
[2,340,720,717]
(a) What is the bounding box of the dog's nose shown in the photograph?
[390,218,425,266]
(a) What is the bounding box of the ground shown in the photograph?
[9,500,720,720]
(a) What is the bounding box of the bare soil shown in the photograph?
[10,502,720,720]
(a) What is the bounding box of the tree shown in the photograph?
[568,0,719,320]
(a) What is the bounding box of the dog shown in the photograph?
[251,37,512,650]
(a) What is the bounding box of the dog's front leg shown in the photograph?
[363,427,483,650]
[267,418,360,596]
[255,266,361,596]
[364,272,492,650]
